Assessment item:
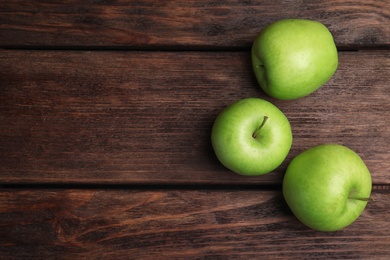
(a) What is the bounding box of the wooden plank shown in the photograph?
[1,0,389,49]
[0,187,389,259]
[1,50,389,185]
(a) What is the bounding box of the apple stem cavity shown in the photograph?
[252,116,268,139]
[348,189,373,202]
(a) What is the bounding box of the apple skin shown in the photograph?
[211,98,292,176]
[283,144,372,231]
[252,19,338,100]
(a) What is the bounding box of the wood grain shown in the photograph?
[1,0,389,49]
[0,188,389,259]
[1,50,389,185]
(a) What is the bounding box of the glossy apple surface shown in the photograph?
[283,144,372,231]
[211,98,292,176]
[252,19,338,100]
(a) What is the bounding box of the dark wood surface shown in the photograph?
[1,50,389,185]
[1,1,389,259]
[1,0,389,49]
[1,187,390,259]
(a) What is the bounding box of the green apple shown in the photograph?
[252,19,338,100]
[283,144,372,231]
[211,98,292,176]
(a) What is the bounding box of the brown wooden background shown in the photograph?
[1,1,389,259]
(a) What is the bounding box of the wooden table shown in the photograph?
[1,1,389,259]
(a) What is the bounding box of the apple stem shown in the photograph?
[349,197,373,202]
[252,116,268,139]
